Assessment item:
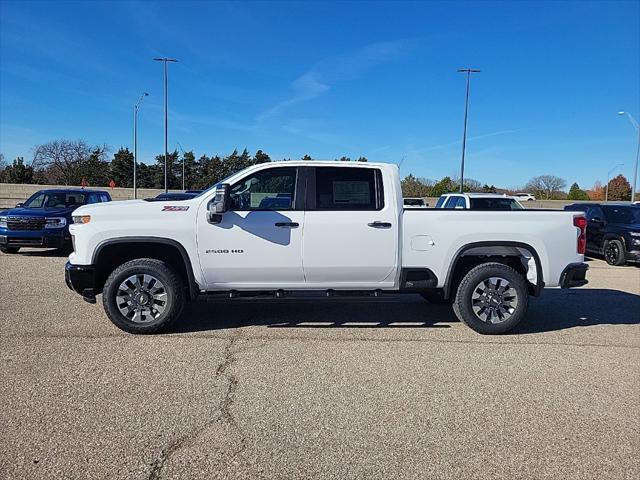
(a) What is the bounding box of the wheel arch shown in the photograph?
[92,237,199,300]
[443,241,544,299]
[602,233,626,250]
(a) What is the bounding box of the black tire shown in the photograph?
[452,262,529,335]
[420,290,451,304]
[102,258,185,334]
[603,239,626,266]
[0,246,20,254]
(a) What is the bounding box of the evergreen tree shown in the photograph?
[110,148,134,188]
[431,176,455,197]
[567,182,590,200]
[254,150,271,164]
[1,157,34,184]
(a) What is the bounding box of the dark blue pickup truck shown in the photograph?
[0,188,111,253]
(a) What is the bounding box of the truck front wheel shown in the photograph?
[452,262,529,334]
[102,258,185,334]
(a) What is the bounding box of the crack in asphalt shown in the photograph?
[146,330,251,480]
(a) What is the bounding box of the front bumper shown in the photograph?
[624,249,640,263]
[65,261,97,303]
[0,230,68,248]
[560,262,589,289]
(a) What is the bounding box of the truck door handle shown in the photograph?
[368,221,392,228]
[275,222,299,228]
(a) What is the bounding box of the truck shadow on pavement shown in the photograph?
[173,288,640,335]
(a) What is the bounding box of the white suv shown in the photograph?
[435,193,524,210]
[515,193,536,202]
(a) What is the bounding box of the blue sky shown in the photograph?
[0,0,638,189]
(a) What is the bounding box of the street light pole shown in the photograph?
[153,57,178,193]
[457,68,480,193]
[617,111,640,202]
[133,92,148,199]
[605,163,624,202]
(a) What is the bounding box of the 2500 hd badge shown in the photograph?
[205,249,244,254]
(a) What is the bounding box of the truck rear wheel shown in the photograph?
[102,258,185,334]
[0,246,20,254]
[452,262,529,334]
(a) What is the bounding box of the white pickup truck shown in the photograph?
[65,161,588,334]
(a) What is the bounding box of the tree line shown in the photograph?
[0,139,635,201]
[400,172,634,201]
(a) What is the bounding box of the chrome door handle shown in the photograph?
[275,222,299,228]
[367,221,392,228]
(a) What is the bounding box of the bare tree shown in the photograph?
[524,175,567,200]
[451,175,483,192]
[32,140,93,185]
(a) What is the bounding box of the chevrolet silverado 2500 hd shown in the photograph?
[64,161,589,334]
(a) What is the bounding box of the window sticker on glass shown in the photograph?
[333,181,370,204]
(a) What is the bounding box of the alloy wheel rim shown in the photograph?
[116,274,168,323]
[605,243,619,263]
[471,276,518,324]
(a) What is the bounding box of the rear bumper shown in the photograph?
[0,230,68,248]
[560,262,589,288]
[65,261,97,303]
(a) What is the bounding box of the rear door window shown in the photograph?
[313,167,382,210]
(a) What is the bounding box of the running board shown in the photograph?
[201,289,393,300]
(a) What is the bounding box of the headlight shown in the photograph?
[72,215,91,224]
[630,232,640,237]
[44,217,67,229]
[0,216,6,229]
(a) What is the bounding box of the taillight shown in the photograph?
[574,216,587,254]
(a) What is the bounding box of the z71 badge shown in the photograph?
[162,206,189,211]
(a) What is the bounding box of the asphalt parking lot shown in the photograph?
[0,252,638,480]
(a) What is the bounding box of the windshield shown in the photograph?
[469,198,523,210]
[23,191,86,209]
[603,206,640,224]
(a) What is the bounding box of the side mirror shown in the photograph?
[207,183,230,224]
[15,202,23,207]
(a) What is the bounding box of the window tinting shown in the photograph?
[230,167,296,210]
[315,167,380,210]
[603,206,640,224]
[469,198,522,210]
[435,196,446,208]
[444,196,459,208]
